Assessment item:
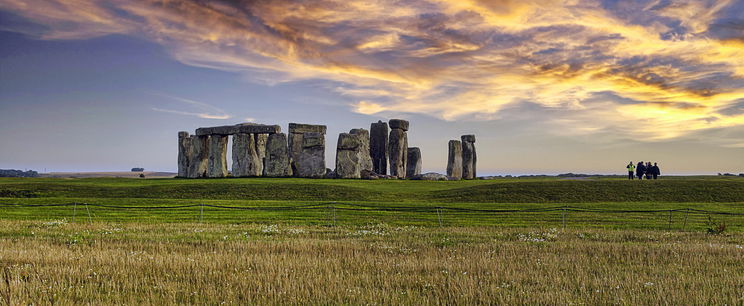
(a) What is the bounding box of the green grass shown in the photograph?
[1,176,743,231]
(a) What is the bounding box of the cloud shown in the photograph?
[150,93,231,120]
[2,0,744,141]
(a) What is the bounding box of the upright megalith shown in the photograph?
[232,133,261,177]
[288,123,326,178]
[255,133,268,174]
[335,128,373,179]
[406,147,422,178]
[369,121,388,175]
[264,133,292,177]
[447,140,462,178]
[350,128,373,173]
[208,135,229,177]
[388,119,409,178]
[335,132,362,179]
[461,135,476,179]
[188,135,209,178]
[177,132,192,178]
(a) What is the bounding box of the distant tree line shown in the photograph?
[0,169,39,178]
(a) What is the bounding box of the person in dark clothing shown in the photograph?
[645,162,652,180]
[627,162,635,180]
[651,162,660,179]
[636,161,646,180]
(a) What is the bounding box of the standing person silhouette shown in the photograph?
[651,162,661,180]
[627,162,635,180]
[645,162,652,180]
[636,161,646,180]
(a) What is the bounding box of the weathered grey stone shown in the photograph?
[406,147,422,178]
[447,140,462,178]
[254,133,268,175]
[350,129,373,173]
[388,119,409,131]
[208,135,228,177]
[188,135,209,178]
[264,133,292,177]
[370,121,388,175]
[335,133,361,179]
[295,132,326,178]
[411,172,447,181]
[388,128,408,178]
[232,134,261,177]
[288,124,326,178]
[177,132,192,178]
[461,135,476,179]
[288,123,327,134]
[195,123,281,136]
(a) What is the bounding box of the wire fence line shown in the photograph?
[0,202,742,230]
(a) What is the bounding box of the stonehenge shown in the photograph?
[447,140,463,178]
[406,147,422,178]
[177,120,477,180]
[335,129,373,179]
[388,119,409,178]
[289,123,327,178]
[461,135,477,179]
[370,121,388,175]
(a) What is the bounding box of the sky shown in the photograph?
[1,0,744,175]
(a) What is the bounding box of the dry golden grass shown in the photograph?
[0,220,742,304]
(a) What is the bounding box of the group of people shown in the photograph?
[626,161,661,180]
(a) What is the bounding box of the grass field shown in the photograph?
[1,176,743,303]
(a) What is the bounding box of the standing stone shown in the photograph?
[208,135,229,177]
[369,121,388,175]
[461,135,476,179]
[264,133,292,177]
[254,133,268,175]
[388,119,409,178]
[289,123,326,178]
[406,147,422,178]
[232,133,262,177]
[335,132,363,178]
[177,132,192,178]
[188,135,209,178]
[447,140,462,178]
[295,132,326,178]
[350,128,373,173]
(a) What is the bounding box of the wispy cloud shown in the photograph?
[2,0,744,141]
[150,93,231,120]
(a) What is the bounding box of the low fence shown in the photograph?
[0,202,742,231]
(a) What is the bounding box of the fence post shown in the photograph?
[437,207,443,227]
[683,208,689,231]
[85,203,92,223]
[199,204,204,223]
[562,206,567,230]
[72,203,77,223]
[668,209,672,230]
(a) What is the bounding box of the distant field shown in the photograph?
[1,176,743,231]
[2,177,743,304]
[40,171,176,178]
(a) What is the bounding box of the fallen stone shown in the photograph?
[369,121,388,175]
[388,119,409,131]
[411,172,447,181]
[388,128,408,178]
[195,123,281,136]
[188,135,209,178]
[264,133,292,177]
[177,132,192,178]
[208,135,229,177]
[406,147,422,178]
[232,133,261,177]
[447,140,462,178]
